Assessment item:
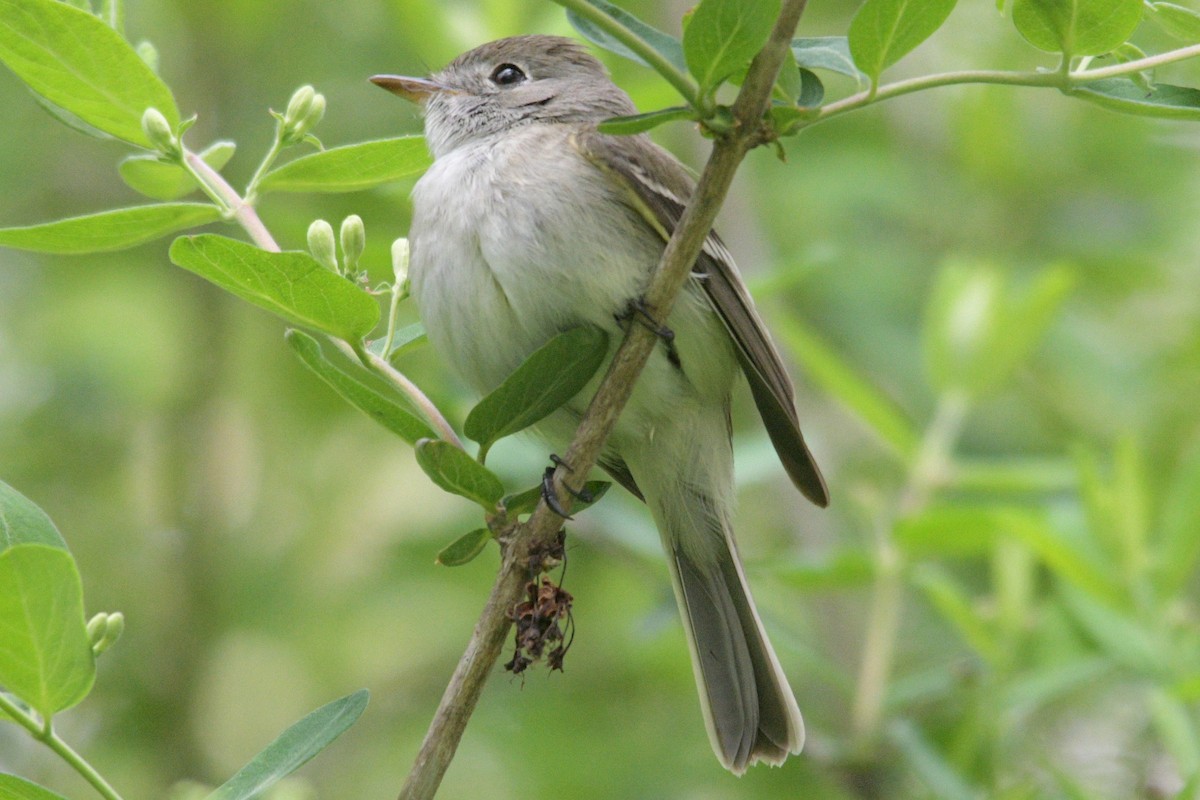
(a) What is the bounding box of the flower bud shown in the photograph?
[136,40,159,73]
[340,215,365,273]
[284,85,316,127]
[282,89,326,144]
[391,237,410,290]
[307,219,338,271]
[87,611,125,656]
[141,107,179,157]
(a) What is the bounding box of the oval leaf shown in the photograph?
[683,0,781,92]
[120,140,236,201]
[258,137,432,194]
[464,326,609,457]
[0,203,221,254]
[0,480,67,552]
[169,235,380,341]
[849,0,959,84]
[414,439,505,510]
[436,528,492,566]
[597,106,694,135]
[0,544,95,718]
[1148,2,1200,41]
[0,0,179,146]
[1012,0,1143,56]
[285,329,436,445]
[207,690,369,800]
[564,0,687,73]
[1071,78,1200,120]
[0,775,72,800]
[792,36,865,81]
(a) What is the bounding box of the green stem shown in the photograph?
[244,131,287,204]
[0,694,125,800]
[547,0,700,109]
[182,149,280,252]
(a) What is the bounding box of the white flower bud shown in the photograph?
[307,219,337,271]
[391,237,410,290]
[340,215,365,273]
[141,107,179,157]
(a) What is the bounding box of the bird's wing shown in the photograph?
[573,129,828,507]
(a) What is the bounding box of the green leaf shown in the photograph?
[597,106,694,135]
[0,203,221,254]
[0,545,95,717]
[436,528,491,566]
[366,322,427,364]
[848,0,958,84]
[1011,0,1143,56]
[791,37,865,81]
[1148,2,1200,41]
[0,0,179,146]
[912,565,1001,666]
[464,326,609,460]
[258,137,432,194]
[0,480,66,552]
[1071,79,1200,120]
[502,480,611,517]
[415,439,505,511]
[206,689,369,800]
[0,775,71,800]
[169,235,380,341]
[887,720,981,800]
[563,0,687,74]
[1158,441,1200,594]
[1059,584,1164,675]
[285,330,437,445]
[120,140,236,201]
[683,0,780,93]
[772,315,919,460]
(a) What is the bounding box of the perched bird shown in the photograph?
[373,34,827,774]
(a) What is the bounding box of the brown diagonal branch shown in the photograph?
[398,2,810,798]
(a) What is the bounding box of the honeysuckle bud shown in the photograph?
[340,215,365,274]
[136,40,159,73]
[87,611,125,656]
[141,107,179,157]
[307,219,338,272]
[391,237,410,291]
[282,87,326,144]
[284,85,316,127]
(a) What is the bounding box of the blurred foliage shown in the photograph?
[2,0,1200,798]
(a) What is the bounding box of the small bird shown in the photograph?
[373,34,828,774]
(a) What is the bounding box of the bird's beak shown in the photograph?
[369,75,454,104]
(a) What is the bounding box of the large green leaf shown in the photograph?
[169,235,380,341]
[0,545,95,718]
[0,480,66,552]
[1072,79,1200,120]
[258,137,432,194]
[206,690,369,800]
[848,0,958,84]
[561,0,687,74]
[414,439,505,511]
[1012,0,1143,56]
[0,0,179,146]
[285,329,436,445]
[0,775,71,800]
[683,0,780,93]
[119,141,236,201]
[0,203,220,254]
[464,326,609,461]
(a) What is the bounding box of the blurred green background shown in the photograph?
[3,1,1200,798]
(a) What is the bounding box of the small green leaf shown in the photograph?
[503,480,611,517]
[563,0,687,74]
[791,37,865,81]
[206,690,369,800]
[436,528,492,566]
[464,326,609,459]
[1148,2,1200,41]
[0,480,66,552]
[286,330,437,445]
[258,137,432,194]
[0,774,72,800]
[912,565,1002,666]
[0,203,220,254]
[366,322,427,364]
[0,0,179,146]
[0,544,95,718]
[597,106,694,135]
[415,439,505,510]
[683,0,780,93]
[120,140,236,201]
[169,235,380,341]
[1071,78,1200,120]
[1059,584,1164,675]
[848,0,959,84]
[1011,0,1143,56]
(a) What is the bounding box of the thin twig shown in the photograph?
[397,2,810,798]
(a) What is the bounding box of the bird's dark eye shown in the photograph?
[490,63,526,86]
